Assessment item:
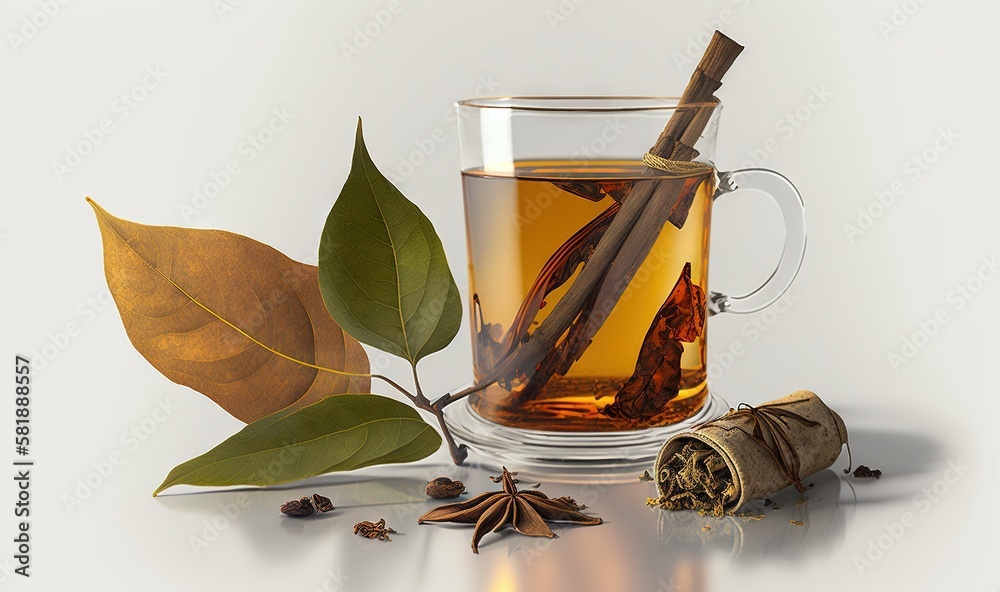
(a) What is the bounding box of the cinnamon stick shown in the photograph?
[564,34,743,357]
[471,32,744,396]
[497,201,620,363]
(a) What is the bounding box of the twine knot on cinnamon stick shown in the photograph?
[641,152,714,177]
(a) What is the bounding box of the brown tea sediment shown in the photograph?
[471,375,709,432]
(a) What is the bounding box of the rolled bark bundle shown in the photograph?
[652,391,848,515]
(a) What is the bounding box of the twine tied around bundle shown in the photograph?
[705,401,821,493]
[642,151,714,176]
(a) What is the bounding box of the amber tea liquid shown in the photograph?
[463,160,715,432]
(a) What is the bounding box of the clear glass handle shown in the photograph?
[709,168,807,315]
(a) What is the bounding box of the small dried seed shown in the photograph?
[280,496,315,517]
[853,465,882,479]
[790,520,804,526]
[353,518,395,542]
[425,477,466,499]
[312,493,335,513]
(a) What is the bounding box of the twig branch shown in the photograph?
[403,365,468,465]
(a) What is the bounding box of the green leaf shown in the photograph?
[153,394,441,495]
[318,119,462,365]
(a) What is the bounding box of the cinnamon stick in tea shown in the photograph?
[484,32,743,394]
[546,33,743,373]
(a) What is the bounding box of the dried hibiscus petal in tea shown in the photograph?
[602,262,706,421]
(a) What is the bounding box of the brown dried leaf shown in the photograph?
[88,199,370,423]
[602,262,705,420]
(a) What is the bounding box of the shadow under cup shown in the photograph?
[446,97,805,468]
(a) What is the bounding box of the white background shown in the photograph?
[1,1,998,591]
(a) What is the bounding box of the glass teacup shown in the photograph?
[445,97,806,470]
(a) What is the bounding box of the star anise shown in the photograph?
[418,467,602,554]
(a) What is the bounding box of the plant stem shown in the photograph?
[314,354,485,465]
[434,381,490,406]
[322,362,478,465]
[428,405,468,465]
[407,365,468,465]
[369,373,416,400]
[410,364,426,402]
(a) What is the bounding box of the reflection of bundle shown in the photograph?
[652,391,849,513]
[656,469,848,562]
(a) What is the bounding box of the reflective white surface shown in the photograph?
[2,1,999,590]
[15,377,990,592]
